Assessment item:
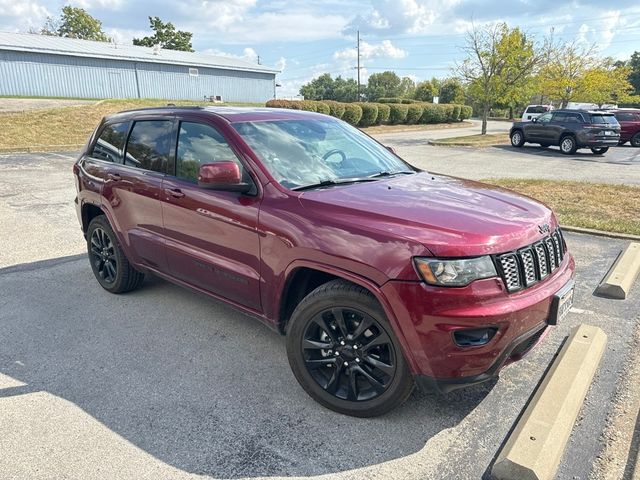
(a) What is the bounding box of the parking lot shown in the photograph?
[0,131,639,479]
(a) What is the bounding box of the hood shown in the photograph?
[298,172,556,257]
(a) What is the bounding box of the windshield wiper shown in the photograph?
[368,170,415,178]
[291,177,378,191]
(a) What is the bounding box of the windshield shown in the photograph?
[591,114,619,126]
[232,118,415,190]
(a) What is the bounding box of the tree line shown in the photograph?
[36,6,194,52]
[301,23,640,135]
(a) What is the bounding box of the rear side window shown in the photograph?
[590,114,619,126]
[176,122,242,182]
[552,112,567,123]
[616,112,638,121]
[125,120,174,173]
[91,122,129,163]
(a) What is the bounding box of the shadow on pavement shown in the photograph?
[0,258,492,478]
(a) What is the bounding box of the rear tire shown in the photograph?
[560,135,577,155]
[286,279,414,417]
[87,215,145,294]
[631,132,640,147]
[510,130,525,147]
[590,147,609,155]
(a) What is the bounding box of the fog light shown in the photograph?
[453,327,498,347]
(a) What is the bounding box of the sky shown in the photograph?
[1,0,640,97]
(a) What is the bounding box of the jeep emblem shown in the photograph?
[538,223,550,234]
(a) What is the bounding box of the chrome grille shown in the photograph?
[495,229,566,292]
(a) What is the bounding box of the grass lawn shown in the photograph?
[430,133,509,146]
[0,99,262,151]
[482,179,640,236]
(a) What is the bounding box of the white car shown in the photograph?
[521,105,555,122]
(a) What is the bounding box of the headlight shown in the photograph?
[414,256,497,287]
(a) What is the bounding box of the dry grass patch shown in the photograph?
[0,99,261,150]
[482,179,640,236]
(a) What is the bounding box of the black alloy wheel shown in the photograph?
[301,307,397,402]
[590,147,609,155]
[286,280,413,417]
[86,215,145,293]
[90,226,117,284]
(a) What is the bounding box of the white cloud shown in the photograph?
[0,0,50,29]
[333,40,407,61]
[68,0,124,9]
[347,0,462,34]
[275,56,286,71]
[201,47,263,65]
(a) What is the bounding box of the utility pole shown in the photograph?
[257,54,261,65]
[356,30,361,101]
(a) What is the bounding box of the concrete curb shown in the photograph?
[427,139,509,147]
[561,225,640,242]
[0,145,83,154]
[491,324,607,480]
[595,242,640,300]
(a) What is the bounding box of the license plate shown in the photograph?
[549,280,575,325]
[604,130,612,136]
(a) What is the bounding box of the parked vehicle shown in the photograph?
[611,109,640,147]
[510,109,621,155]
[74,107,575,417]
[521,105,555,122]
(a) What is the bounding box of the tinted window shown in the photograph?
[615,112,638,122]
[92,122,129,163]
[526,106,549,114]
[566,113,582,123]
[125,120,173,173]
[537,112,553,123]
[176,122,242,182]
[552,113,567,123]
[590,114,619,126]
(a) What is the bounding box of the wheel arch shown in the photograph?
[276,261,419,374]
[81,202,105,234]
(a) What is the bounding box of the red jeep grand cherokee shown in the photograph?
[74,107,575,417]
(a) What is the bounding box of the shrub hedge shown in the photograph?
[342,103,363,126]
[357,103,379,127]
[377,98,420,104]
[374,103,390,124]
[264,99,471,126]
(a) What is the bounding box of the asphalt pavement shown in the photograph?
[0,233,638,479]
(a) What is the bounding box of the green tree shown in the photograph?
[133,17,193,52]
[299,74,358,101]
[413,79,438,102]
[575,61,632,106]
[456,23,542,134]
[41,6,109,42]
[439,78,466,104]
[366,71,403,101]
[628,51,640,95]
[398,76,416,98]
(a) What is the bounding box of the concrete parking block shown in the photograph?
[491,324,607,480]
[596,242,640,300]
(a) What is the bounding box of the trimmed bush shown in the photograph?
[377,97,419,104]
[442,104,455,122]
[374,103,390,124]
[313,101,330,115]
[265,99,293,108]
[406,104,423,124]
[289,100,317,112]
[419,103,437,123]
[460,105,473,120]
[323,100,345,119]
[451,104,461,122]
[358,103,379,127]
[342,103,363,126]
[388,104,409,124]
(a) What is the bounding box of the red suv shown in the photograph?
[74,107,575,417]
[612,109,640,146]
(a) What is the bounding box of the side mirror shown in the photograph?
[386,145,398,155]
[198,161,252,193]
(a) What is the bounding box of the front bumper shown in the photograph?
[381,253,575,383]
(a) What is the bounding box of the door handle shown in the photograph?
[107,173,122,182]
[165,188,185,199]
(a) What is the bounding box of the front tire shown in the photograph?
[87,215,145,294]
[510,130,525,147]
[286,280,414,417]
[590,147,609,155]
[560,135,577,155]
[631,132,640,147]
